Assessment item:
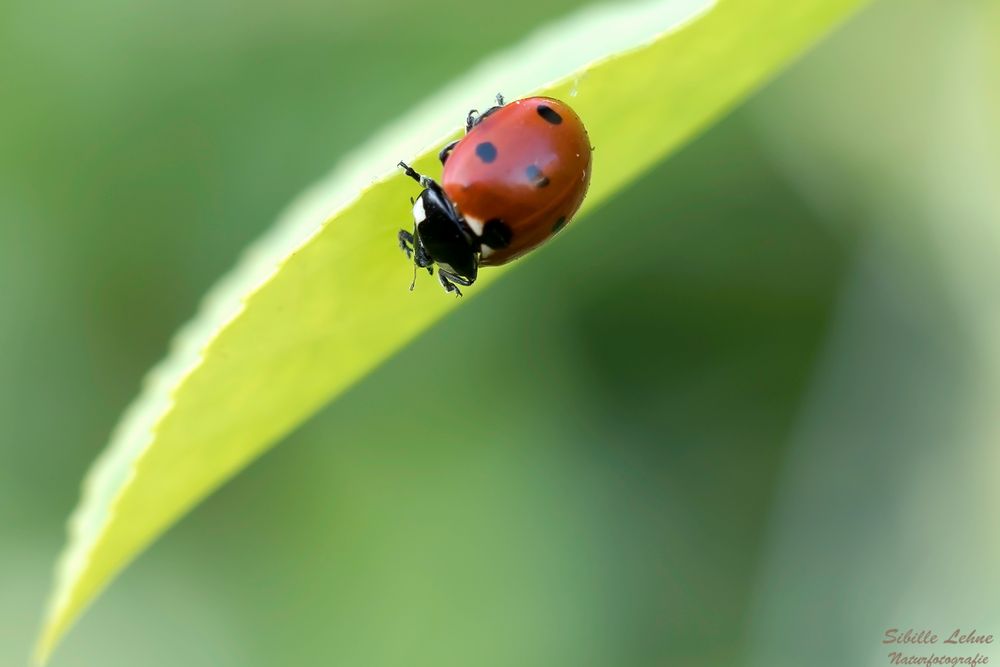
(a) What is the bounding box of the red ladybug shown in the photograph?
[398,94,592,295]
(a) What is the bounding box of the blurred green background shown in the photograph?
[2,0,998,665]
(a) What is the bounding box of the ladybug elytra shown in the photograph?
[398,94,592,295]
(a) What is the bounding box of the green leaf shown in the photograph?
[36,0,870,661]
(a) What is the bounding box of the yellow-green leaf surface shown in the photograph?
[37,0,870,661]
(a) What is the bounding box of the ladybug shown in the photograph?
[398,94,592,295]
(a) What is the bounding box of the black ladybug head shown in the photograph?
[412,185,479,282]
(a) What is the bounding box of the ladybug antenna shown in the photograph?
[398,161,433,188]
[496,92,504,106]
[409,261,418,292]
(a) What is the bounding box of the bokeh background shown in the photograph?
[2,0,998,665]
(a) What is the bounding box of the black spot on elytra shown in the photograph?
[525,165,550,188]
[475,141,498,163]
[552,216,568,233]
[536,104,563,125]
[481,218,513,248]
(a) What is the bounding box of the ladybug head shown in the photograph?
[412,184,479,283]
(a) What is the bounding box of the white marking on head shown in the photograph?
[464,215,484,236]
[480,244,495,259]
[412,196,426,223]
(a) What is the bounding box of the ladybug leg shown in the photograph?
[398,227,433,269]
[465,109,479,132]
[414,236,434,273]
[438,140,459,165]
[400,228,434,290]
[397,229,414,259]
[437,268,474,296]
[437,271,464,297]
[495,92,504,106]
